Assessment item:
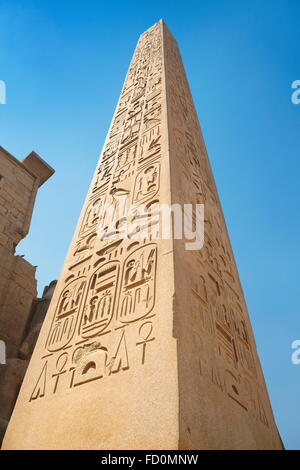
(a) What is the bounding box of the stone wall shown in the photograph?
[0,146,54,444]
[0,281,57,445]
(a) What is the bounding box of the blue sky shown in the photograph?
[0,0,299,449]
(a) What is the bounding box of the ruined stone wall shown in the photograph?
[0,148,40,358]
[0,146,54,444]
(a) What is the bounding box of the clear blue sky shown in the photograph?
[0,0,299,450]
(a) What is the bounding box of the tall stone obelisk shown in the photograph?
[2,20,282,450]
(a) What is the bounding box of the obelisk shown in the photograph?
[2,20,282,450]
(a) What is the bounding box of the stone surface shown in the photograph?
[0,283,56,447]
[0,146,55,446]
[18,322,44,360]
[22,151,54,188]
[0,418,8,444]
[0,359,28,421]
[0,146,54,358]
[2,20,282,450]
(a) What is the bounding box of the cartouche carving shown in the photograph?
[133,162,160,203]
[79,261,120,338]
[46,278,86,352]
[118,244,157,323]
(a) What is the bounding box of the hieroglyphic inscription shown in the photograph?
[30,22,164,401]
[29,21,274,436]
[163,25,271,426]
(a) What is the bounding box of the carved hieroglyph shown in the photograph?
[2,20,282,450]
